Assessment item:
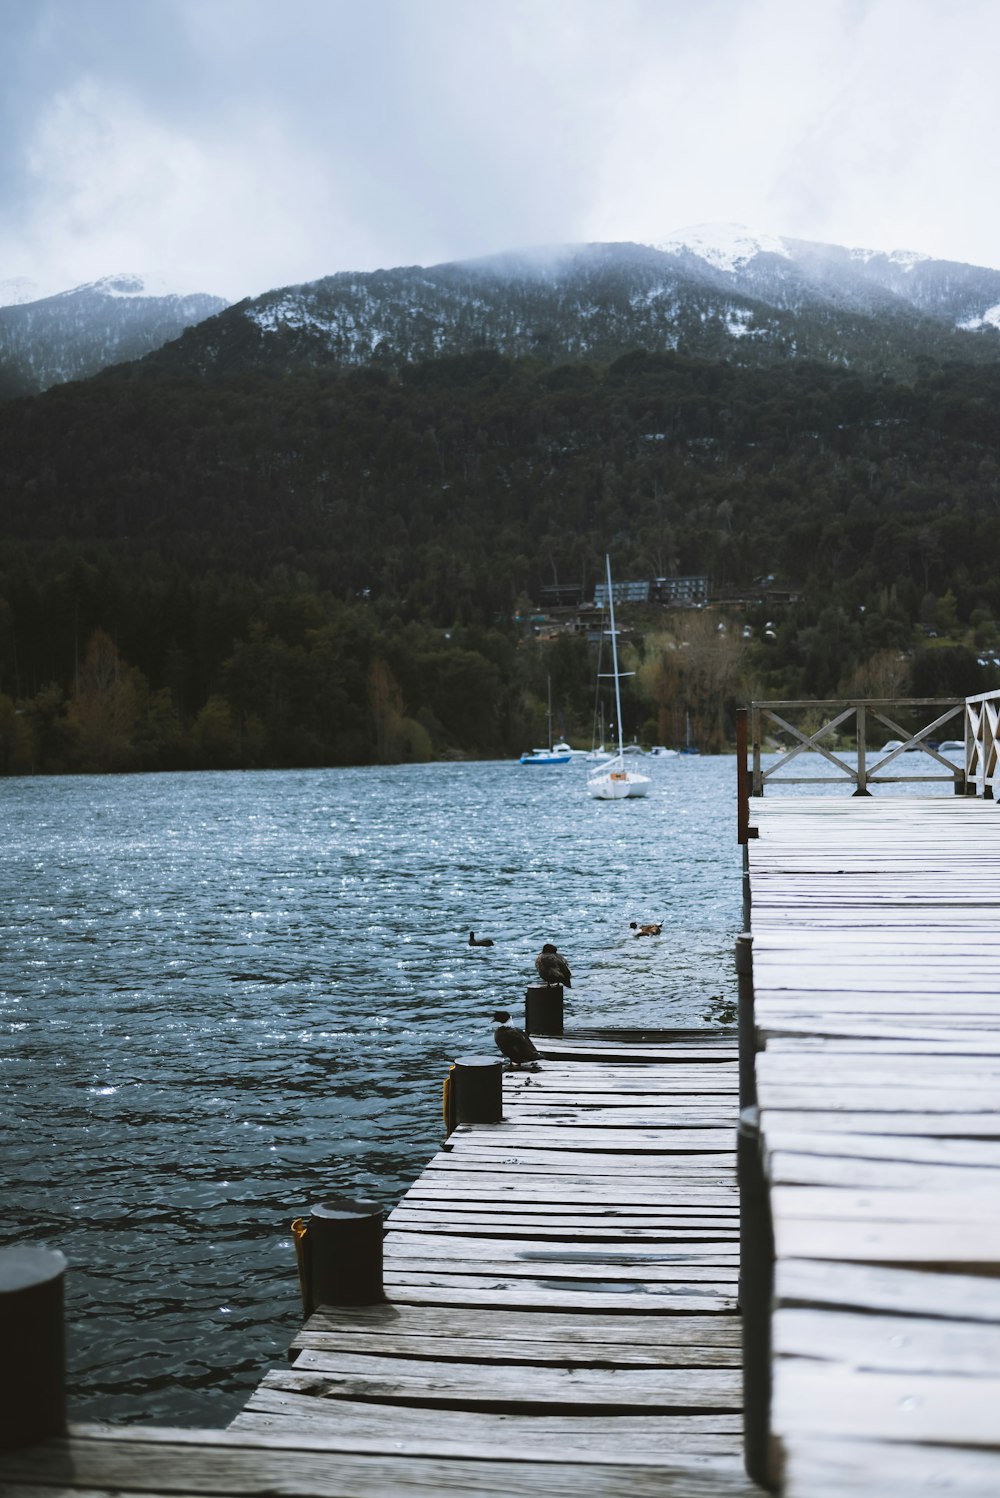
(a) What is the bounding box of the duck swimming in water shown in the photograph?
[469,931,495,946]
[492,1011,541,1069]
[535,943,572,987]
[630,921,662,937]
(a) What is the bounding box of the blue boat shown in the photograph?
[519,678,572,764]
[520,745,572,765]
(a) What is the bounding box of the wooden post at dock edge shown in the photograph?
[302,1199,384,1313]
[736,707,757,842]
[0,1245,67,1452]
[738,1106,776,1493]
[735,933,756,1110]
[451,1054,504,1125]
[525,984,564,1037]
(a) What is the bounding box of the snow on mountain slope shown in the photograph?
[0,275,229,396]
[657,223,792,271]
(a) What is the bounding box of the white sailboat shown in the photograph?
[586,557,651,800]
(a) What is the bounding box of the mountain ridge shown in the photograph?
[0,274,229,397]
[138,228,1000,384]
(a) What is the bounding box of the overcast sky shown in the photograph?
[1,0,997,301]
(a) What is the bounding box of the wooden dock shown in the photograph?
[747,795,1000,1496]
[1,1028,761,1496]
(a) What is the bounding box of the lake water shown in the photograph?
[3,755,744,1426]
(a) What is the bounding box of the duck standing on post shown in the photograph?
[492,1011,541,1069]
[535,942,572,988]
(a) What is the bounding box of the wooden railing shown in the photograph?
[736,694,1000,841]
[965,689,1000,799]
[748,698,965,796]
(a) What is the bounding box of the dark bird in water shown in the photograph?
[535,943,572,987]
[469,931,494,946]
[492,1010,541,1069]
[630,921,663,937]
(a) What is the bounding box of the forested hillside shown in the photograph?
[1,347,998,773]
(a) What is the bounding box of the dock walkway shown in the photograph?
[748,795,1000,1496]
[1,1028,759,1497]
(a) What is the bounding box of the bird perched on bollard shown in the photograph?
[630,921,662,937]
[469,931,494,946]
[535,942,572,987]
[492,1011,541,1069]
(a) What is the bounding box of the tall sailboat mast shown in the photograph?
[605,554,625,766]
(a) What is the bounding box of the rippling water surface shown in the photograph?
[2,757,742,1426]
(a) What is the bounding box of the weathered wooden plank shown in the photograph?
[379,1276,737,1311]
[447,1125,737,1150]
[390,1210,738,1233]
[780,1437,1000,1497]
[0,1432,761,1496]
[231,1390,746,1455]
[774,1305,1000,1375]
[381,1252,741,1281]
[761,1085,1000,1112]
[297,1304,744,1346]
[290,1331,743,1368]
[426,1152,736,1176]
[774,1214,1000,1270]
[408,1181,738,1203]
[269,1352,743,1408]
[384,1231,741,1264]
[769,1150,1000,1192]
[771,1186,1000,1224]
[775,1246,1000,1322]
[392,1192,742,1216]
[760,1127,1000,1166]
[772,1358,1000,1446]
[761,1108,1000,1138]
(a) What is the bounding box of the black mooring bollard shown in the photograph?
[303,1197,384,1313]
[735,932,756,1110]
[525,983,563,1036]
[451,1054,504,1124]
[0,1245,67,1453]
[738,1106,776,1492]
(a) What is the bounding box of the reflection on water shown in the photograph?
[2,758,741,1425]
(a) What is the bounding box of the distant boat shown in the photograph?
[680,711,700,755]
[520,677,572,765]
[649,745,678,758]
[587,557,651,800]
[520,746,572,765]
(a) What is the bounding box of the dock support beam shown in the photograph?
[0,1245,67,1453]
[735,932,756,1110]
[738,1107,776,1492]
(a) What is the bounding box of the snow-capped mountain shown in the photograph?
[0,275,229,397]
[138,227,1000,384]
[660,224,1000,327]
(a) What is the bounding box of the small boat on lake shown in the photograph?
[587,557,651,800]
[519,678,572,765]
[520,746,572,765]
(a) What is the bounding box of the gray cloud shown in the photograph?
[0,0,997,300]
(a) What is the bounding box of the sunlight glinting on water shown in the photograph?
[3,755,750,1423]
